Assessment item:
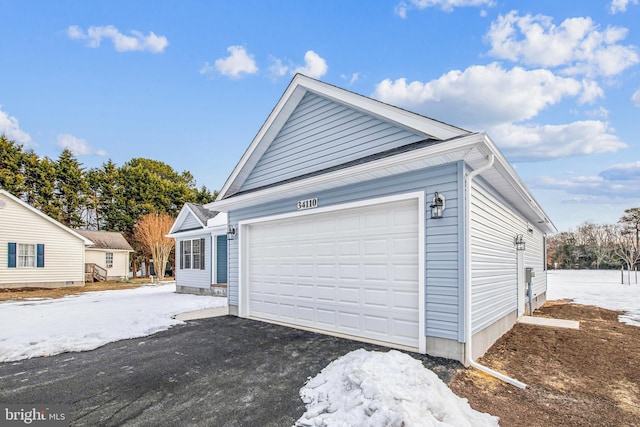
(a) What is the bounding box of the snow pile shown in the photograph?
[295,349,499,427]
[547,269,640,327]
[0,283,227,362]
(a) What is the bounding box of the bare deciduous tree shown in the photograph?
[133,213,175,279]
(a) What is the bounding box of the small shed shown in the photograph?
[167,203,228,296]
[74,230,133,281]
[203,74,557,364]
[0,189,93,288]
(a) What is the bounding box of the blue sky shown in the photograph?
[1,0,638,232]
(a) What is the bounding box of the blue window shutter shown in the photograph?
[179,241,184,269]
[36,244,45,268]
[216,235,228,284]
[8,242,16,268]
[200,238,206,270]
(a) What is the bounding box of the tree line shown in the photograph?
[1,135,217,276]
[547,208,640,273]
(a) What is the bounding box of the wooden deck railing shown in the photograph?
[85,263,108,282]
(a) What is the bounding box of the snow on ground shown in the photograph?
[0,282,227,362]
[547,269,640,327]
[295,349,499,427]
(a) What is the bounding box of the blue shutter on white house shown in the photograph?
[36,244,45,268]
[7,242,16,268]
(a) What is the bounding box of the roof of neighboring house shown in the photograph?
[0,189,94,246]
[74,230,134,251]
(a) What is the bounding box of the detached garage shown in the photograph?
[205,74,556,366]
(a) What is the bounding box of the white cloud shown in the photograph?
[395,2,408,18]
[201,45,258,79]
[294,50,328,79]
[0,106,34,147]
[56,134,107,156]
[341,72,360,85]
[373,63,585,128]
[632,88,640,106]
[268,56,289,78]
[67,25,168,53]
[610,0,638,14]
[485,11,639,77]
[600,161,640,180]
[395,0,495,16]
[489,121,626,161]
[269,51,329,80]
[531,171,638,199]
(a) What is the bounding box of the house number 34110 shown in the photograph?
[297,198,318,210]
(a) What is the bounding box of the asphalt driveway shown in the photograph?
[0,316,462,426]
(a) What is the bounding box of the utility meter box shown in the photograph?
[525,267,535,283]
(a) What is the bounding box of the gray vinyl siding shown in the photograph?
[469,178,545,334]
[227,162,462,341]
[424,162,464,341]
[177,213,202,232]
[175,234,212,289]
[239,92,426,192]
[525,226,547,298]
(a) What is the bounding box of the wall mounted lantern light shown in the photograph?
[514,234,525,251]
[227,225,237,240]
[430,192,445,219]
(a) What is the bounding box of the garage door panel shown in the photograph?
[246,198,420,349]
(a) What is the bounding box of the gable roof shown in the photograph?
[217,74,471,200]
[167,202,222,236]
[204,76,556,235]
[0,189,94,245]
[74,230,133,251]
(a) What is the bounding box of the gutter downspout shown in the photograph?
[464,152,527,389]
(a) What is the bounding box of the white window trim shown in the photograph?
[18,243,36,268]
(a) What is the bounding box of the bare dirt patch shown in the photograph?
[449,302,640,427]
[0,278,170,302]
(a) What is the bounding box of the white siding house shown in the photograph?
[202,74,557,365]
[74,230,133,281]
[0,189,93,288]
[167,203,228,296]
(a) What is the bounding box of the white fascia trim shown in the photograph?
[480,135,557,234]
[217,79,307,200]
[0,190,94,246]
[210,133,485,213]
[168,204,205,235]
[237,191,426,354]
[299,75,468,140]
[216,74,469,201]
[166,228,208,239]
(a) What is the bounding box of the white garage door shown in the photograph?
[245,198,421,349]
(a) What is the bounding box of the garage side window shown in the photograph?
[7,242,44,268]
[180,238,205,270]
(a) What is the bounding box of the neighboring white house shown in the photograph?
[203,74,557,365]
[0,189,93,288]
[74,230,133,281]
[167,203,228,296]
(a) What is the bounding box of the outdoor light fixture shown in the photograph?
[430,192,445,219]
[514,234,525,251]
[227,225,237,240]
